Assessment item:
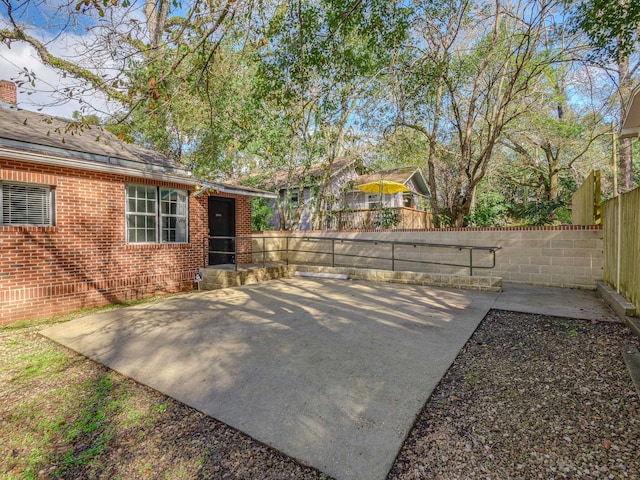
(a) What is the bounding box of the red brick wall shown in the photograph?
[0,80,17,105]
[0,158,251,324]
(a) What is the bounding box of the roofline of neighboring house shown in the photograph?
[272,157,359,192]
[621,86,640,138]
[407,167,430,196]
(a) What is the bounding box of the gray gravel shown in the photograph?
[388,310,640,480]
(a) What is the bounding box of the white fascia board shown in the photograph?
[619,127,640,139]
[196,182,278,198]
[0,146,200,186]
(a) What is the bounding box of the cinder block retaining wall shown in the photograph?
[254,226,603,289]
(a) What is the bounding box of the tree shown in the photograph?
[498,38,609,222]
[1,0,245,118]
[567,0,640,192]
[252,0,409,230]
[393,0,563,226]
[388,0,469,224]
[568,0,640,61]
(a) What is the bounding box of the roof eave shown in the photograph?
[621,87,640,138]
[407,168,431,197]
[0,145,200,186]
[620,127,640,139]
[196,182,277,198]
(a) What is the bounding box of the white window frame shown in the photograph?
[367,193,382,209]
[0,181,55,226]
[126,184,189,244]
[160,187,189,243]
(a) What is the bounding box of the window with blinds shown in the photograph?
[1,182,54,226]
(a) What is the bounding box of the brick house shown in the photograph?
[0,81,273,324]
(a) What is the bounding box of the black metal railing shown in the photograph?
[206,235,500,276]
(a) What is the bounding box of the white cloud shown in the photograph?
[0,40,119,119]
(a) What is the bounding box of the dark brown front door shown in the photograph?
[208,196,236,265]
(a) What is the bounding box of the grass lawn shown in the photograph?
[1,302,325,480]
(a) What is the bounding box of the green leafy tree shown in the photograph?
[566,0,640,192]
[394,0,563,226]
[254,0,410,230]
[567,0,640,61]
[464,188,511,227]
[251,197,274,232]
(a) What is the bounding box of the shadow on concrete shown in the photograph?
[42,278,499,480]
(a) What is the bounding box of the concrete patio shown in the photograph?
[42,278,617,480]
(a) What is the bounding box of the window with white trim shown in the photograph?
[367,193,381,209]
[160,188,188,242]
[126,184,188,243]
[1,181,54,226]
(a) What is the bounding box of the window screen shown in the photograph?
[367,193,381,209]
[1,182,53,226]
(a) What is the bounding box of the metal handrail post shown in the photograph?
[235,236,238,272]
[262,236,266,268]
[286,236,289,266]
[391,243,395,271]
[332,238,335,267]
[469,248,473,276]
[204,237,207,268]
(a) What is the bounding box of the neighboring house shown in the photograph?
[246,160,431,231]
[244,157,361,231]
[334,167,432,230]
[345,167,430,210]
[0,80,273,324]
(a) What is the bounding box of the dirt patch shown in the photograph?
[2,310,639,479]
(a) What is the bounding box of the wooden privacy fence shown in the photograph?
[572,170,601,225]
[602,185,640,314]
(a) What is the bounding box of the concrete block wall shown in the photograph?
[255,226,603,289]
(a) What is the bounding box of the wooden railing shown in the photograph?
[326,207,432,230]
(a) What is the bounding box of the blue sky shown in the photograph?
[0,1,128,117]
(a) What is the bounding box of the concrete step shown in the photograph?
[198,264,502,292]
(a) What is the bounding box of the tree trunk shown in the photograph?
[618,55,634,191]
[145,0,169,48]
[453,193,474,227]
[619,137,633,192]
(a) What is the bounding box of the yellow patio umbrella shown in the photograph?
[354,180,411,228]
[354,180,410,194]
